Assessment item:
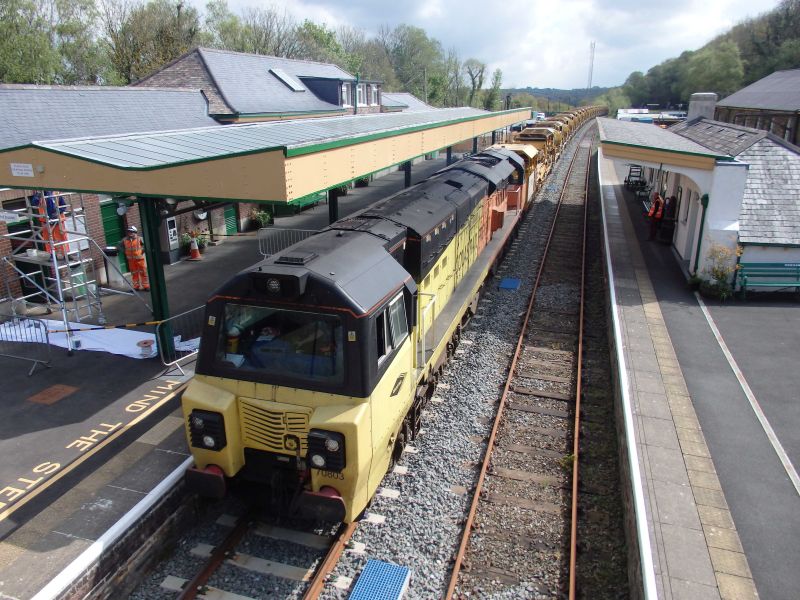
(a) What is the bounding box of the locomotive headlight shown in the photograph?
[266,278,281,294]
[188,410,227,451]
[308,429,345,472]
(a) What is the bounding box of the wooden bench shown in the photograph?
[735,262,800,298]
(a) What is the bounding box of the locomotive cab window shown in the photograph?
[376,294,409,365]
[214,304,344,385]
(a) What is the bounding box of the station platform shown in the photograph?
[600,152,799,600]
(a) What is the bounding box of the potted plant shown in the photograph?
[251,209,273,229]
[700,243,736,300]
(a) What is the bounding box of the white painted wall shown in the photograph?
[694,161,748,275]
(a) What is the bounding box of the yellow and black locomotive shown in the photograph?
[182,147,532,522]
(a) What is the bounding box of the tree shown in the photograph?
[464,58,485,107]
[0,0,61,83]
[483,68,502,110]
[102,0,203,83]
[48,0,112,84]
[378,24,444,103]
[204,0,244,50]
[683,40,744,98]
[296,20,342,64]
[237,5,300,57]
[442,47,464,107]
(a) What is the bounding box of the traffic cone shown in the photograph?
[187,237,202,261]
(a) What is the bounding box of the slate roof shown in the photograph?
[716,69,800,112]
[197,48,352,115]
[32,107,493,169]
[381,94,407,108]
[669,118,766,156]
[670,116,800,246]
[381,92,434,112]
[597,118,726,158]
[0,85,219,150]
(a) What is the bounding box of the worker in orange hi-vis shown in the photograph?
[32,192,68,258]
[648,192,665,240]
[122,226,150,291]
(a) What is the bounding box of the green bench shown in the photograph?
[735,262,800,298]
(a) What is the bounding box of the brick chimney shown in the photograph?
[687,92,718,121]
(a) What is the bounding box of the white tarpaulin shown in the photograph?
[0,319,157,359]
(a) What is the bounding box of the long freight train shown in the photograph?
[181,106,606,522]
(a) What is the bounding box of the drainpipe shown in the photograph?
[354,74,359,115]
[692,193,710,274]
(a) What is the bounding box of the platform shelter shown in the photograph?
[0,107,530,328]
[597,118,744,276]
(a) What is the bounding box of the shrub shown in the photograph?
[702,243,737,298]
[251,209,273,229]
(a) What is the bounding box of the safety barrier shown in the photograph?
[258,228,316,258]
[155,305,205,375]
[0,312,52,375]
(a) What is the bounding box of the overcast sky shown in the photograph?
[214,0,782,89]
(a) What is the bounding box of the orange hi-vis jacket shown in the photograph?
[648,196,664,219]
[123,236,145,261]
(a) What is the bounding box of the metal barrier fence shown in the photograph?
[156,305,205,375]
[258,228,316,258]
[0,312,52,375]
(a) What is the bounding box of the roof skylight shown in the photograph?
[270,68,306,92]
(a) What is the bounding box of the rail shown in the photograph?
[0,312,52,375]
[258,227,317,258]
[156,305,204,375]
[445,130,592,599]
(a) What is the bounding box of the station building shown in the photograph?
[133,47,385,122]
[599,92,800,283]
[714,68,800,147]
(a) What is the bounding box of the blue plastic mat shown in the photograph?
[349,559,411,600]
[498,277,521,290]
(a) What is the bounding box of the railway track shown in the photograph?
[137,503,353,600]
[129,122,628,599]
[446,133,594,599]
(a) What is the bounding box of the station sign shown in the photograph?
[0,210,23,223]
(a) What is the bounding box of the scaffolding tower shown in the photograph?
[2,192,108,351]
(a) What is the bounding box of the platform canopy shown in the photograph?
[0,107,530,203]
[597,117,730,171]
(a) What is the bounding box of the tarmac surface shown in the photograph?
[0,149,796,599]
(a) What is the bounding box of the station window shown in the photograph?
[341,83,351,106]
[371,85,379,105]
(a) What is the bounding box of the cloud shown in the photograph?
[202,0,782,88]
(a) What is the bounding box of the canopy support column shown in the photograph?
[139,199,173,355]
[446,146,453,165]
[472,137,478,153]
[328,188,340,224]
[403,161,412,188]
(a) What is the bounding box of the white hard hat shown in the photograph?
[127,226,138,233]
